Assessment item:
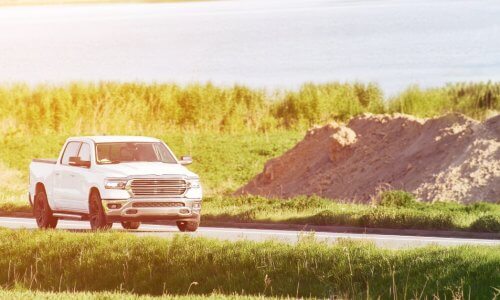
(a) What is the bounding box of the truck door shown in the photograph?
[72,142,92,212]
[53,141,82,211]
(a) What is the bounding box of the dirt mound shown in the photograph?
[237,113,500,203]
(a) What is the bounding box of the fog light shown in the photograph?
[179,209,189,214]
[107,203,122,209]
[126,209,138,215]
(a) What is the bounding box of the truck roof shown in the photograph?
[68,136,161,143]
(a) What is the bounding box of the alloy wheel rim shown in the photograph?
[35,197,45,225]
[89,197,100,227]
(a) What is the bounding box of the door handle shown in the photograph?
[70,174,76,178]
[55,172,60,176]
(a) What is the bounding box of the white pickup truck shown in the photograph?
[29,136,202,231]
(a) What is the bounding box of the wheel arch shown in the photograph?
[30,182,46,207]
[33,182,56,212]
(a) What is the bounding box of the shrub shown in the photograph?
[470,215,500,232]
[377,190,418,208]
[359,209,455,230]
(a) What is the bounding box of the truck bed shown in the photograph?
[32,159,57,164]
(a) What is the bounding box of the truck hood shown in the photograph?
[96,162,198,178]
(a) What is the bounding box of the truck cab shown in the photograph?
[29,136,202,231]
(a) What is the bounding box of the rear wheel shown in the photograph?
[89,191,112,230]
[121,221,141,230]
[33,191,58,229]
[176,221,199,232]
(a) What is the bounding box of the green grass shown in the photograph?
[388,82,500,119]
[202,193,500,232]
[0,289,279,300]
[0,228,499,299]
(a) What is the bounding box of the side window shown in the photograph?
[78,143,91,162]
[61,142,81,165]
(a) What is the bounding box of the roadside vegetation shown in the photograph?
[0,82,498,135]
[0,81,499,231]
[0,289,496,300]
[203,192,500,232]
[0,290,278,300]
[388,82,500,119]
[1,228,499,299]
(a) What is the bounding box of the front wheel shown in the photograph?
[33,191,58,229]
[176,221,199,232]
[121,221,141,230]
[89,191,112,230]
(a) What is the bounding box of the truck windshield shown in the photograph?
[95,142,177,164]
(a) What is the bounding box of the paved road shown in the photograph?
[1,217,498,249]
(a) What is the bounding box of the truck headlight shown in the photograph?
[186,178,200,189]
[104,178,128,189]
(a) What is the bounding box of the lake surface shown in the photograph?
[0,0,499,95]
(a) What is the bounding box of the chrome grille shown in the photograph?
[132,201,184,208]
[130,178,187,197]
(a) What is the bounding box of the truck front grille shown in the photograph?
[132,201,184,208]
[130,178,187,197]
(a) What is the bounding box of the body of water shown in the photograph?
[0,0,499,95]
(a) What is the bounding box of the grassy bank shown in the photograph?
[0,289,494,300]
[0,290,277,300]
[1,228,499,299]
[203,193,500,232]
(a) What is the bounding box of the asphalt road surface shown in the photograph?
[0,217,498,249]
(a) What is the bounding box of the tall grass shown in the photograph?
[202,192,500,232]
[0,229,498,299]
[388,82,500,119]
[0,290,281,300]
[1,81,497,136]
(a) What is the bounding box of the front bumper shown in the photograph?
[102,198,202,222]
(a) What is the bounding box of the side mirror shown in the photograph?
[69,156,91,168]
[179,156,193,166]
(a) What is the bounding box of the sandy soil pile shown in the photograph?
[237,113,500,203]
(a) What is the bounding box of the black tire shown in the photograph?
[33,190,58,229]
[121,221,141,230]
[89,191,112,230]
[176,221,199,232]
